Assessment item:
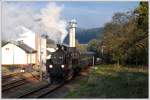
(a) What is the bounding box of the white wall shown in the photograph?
[31,54,36,64]
[2,43,27,65]
[27,53,36,64]
[2,43,14,64]
[2,43,36,65]
[41,37,47,64]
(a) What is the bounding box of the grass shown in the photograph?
[66,65,148,98]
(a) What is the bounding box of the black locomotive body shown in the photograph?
[46,44,95,83]
[46,44,80,83]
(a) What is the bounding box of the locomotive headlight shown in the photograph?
[20,69,25,72]
[61,65,65,68]
[49,65,53,68]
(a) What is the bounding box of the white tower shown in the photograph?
[69,19,77,47]
[40,36,47,64]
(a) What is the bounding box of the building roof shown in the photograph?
[17,42,37,53]
[46,50,52,55]
[47,38,55,44]
[2,41,9,47]
[81,51,96,55]
[2,41,37,54]
[62,43,69,47]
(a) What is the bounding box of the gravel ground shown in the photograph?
[41,68,90,98]
[2,68,90,98]
[2,72,42,98]
[43,76,88,98]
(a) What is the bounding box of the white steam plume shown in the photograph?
[40,3,67,43]
[2,2,67,43]
[2,3,41,41]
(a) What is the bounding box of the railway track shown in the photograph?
[2,73,40,92]
[18,78,73,98]
[2,71,39,82]
[2,78,25,87]
[2,79,28,92]
[2,72,23,81]
[17,68,86,98]
[2,66,89,98]
[18,83,64,98]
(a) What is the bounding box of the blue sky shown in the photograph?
[5,1,139,29]
[60,1,139,28]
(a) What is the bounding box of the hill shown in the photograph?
[64,27,103,44]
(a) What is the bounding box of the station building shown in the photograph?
[2,41,36,66]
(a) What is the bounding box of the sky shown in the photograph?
[4,1,139,28]
[59,1,139,28]
[4,1,139,29]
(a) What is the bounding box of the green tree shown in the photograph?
[87,39,101,56]
[76,39,87,52]
[102,12,130,65]
[135,2,148,33]
[101,1,148,66]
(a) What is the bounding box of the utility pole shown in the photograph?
[39,36,42,81]
[92,55,95,68]
[12,41,14,65]
[30,53,32,72]
[101,45,105,63]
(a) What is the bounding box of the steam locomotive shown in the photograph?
[46,44,95,83]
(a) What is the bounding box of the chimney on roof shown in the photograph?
[18,40,24,44]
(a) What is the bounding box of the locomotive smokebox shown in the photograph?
[57,44,62,50]
[69,19,77,47]
[57,44,68,51]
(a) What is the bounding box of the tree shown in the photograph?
[102,12,131,65]
[135,2,148,33]
[87,39,101,56]
[101,1,148,66]
[76,39,87,52]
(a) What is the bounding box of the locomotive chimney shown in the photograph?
[69,19,77,47]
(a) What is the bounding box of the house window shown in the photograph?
[6,48,9,50]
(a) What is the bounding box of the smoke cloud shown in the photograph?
[40,3,67,43]
[2,2,68,43]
